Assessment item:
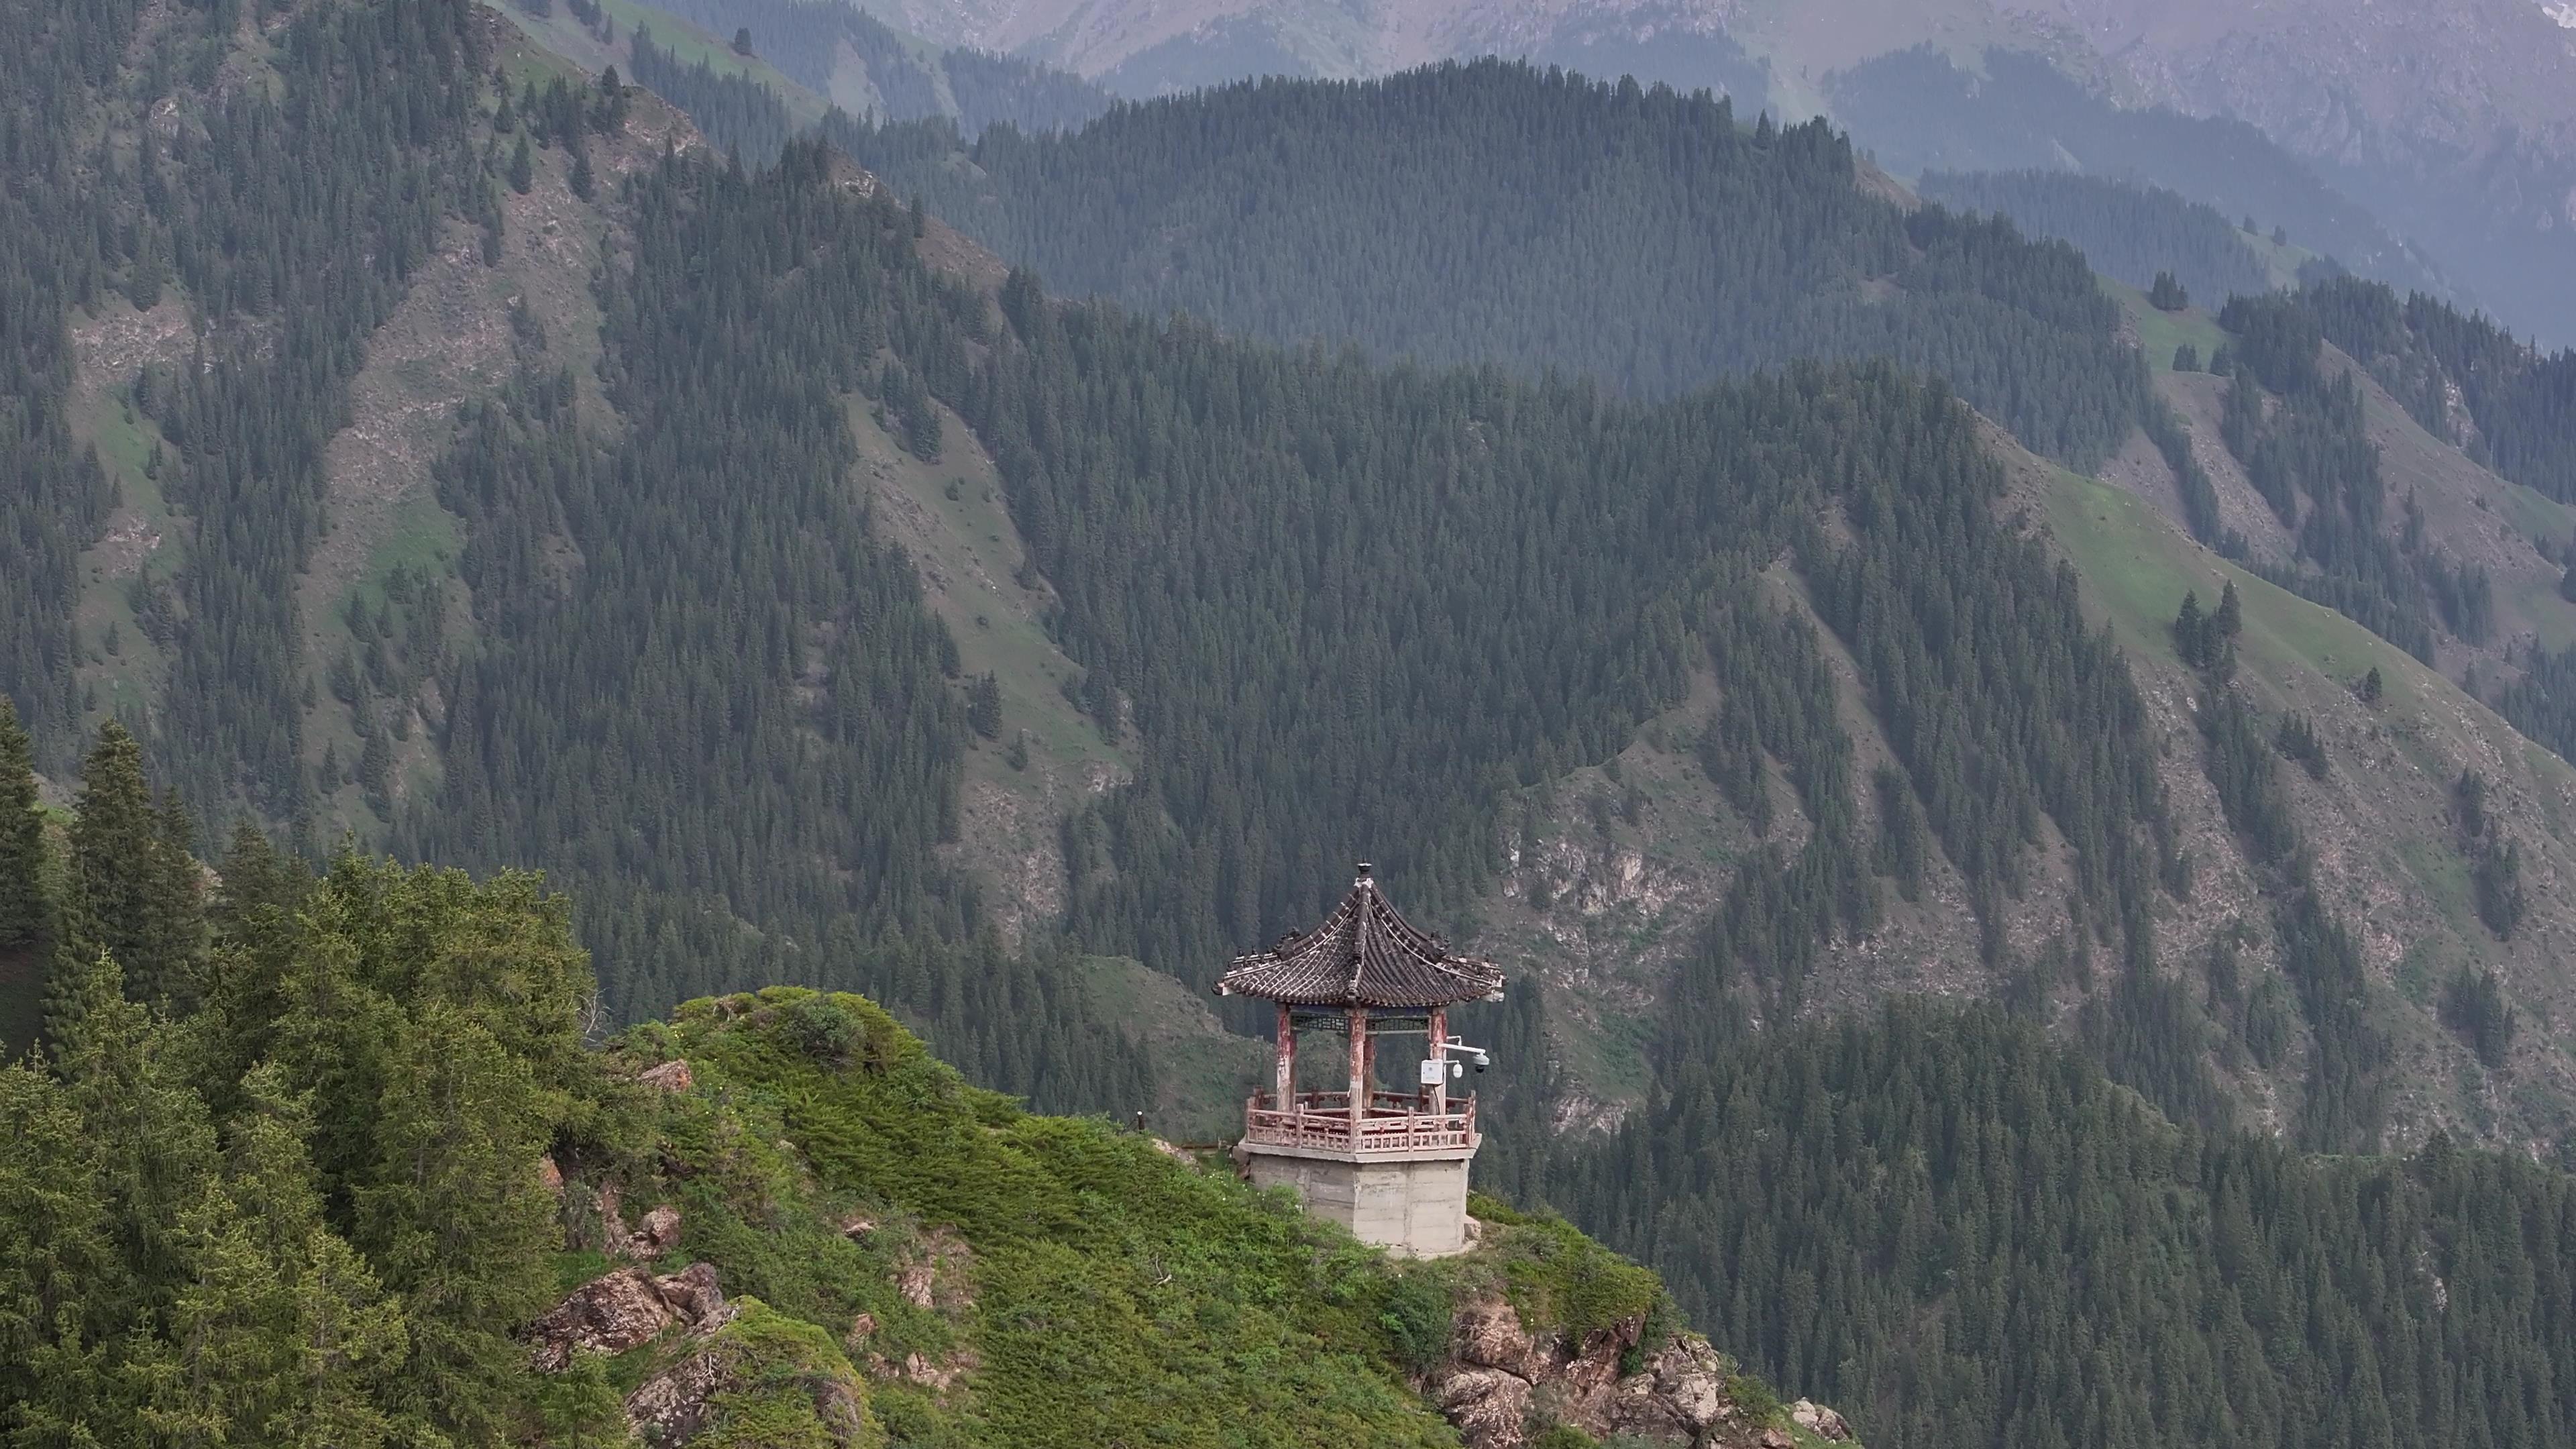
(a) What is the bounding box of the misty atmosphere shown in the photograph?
[8,0,2576,1444]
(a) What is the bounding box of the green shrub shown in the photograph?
[1729,1370,1783,1426]
[1379,1270,1454,1375]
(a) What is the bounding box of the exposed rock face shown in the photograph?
[864,1226,979,1395]
[638,1057,694,1092]
[894,1226,973,1311]
[528,1269,677,1371]
[529,1262,733,1371]
[1793,1398,1855,1441]
[1428,1295,1834,1449]
[625,1202,683,1260]
[623,1341,733,1444]
[653,1261,731,1324]
[621,1303,875,1449]
[626,1340,870,1444]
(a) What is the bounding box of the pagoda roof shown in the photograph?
[1216,865,1505,1010]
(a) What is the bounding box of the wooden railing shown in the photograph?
[1240,1091,1477,1155]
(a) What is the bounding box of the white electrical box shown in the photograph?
[1419,1059,1445,1085]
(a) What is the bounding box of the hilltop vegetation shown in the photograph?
[1915,170,2277,306]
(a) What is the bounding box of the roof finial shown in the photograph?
[1355,860,1373,884]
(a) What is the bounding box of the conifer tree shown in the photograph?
[0,696,48,951]
[46,945,223,1368]
[2173,591,2208,666]
[967,672,1003,739]
[0,1058,123,1442]
[150,786,205,1006]
[508,133,534,195]
[355,1005,556,1442]
[65,722,159,986]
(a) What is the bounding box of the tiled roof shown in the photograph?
[1215,865,1505,1010]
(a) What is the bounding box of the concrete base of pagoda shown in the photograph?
[1241,1142,1477,1258]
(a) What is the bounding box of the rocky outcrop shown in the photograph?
[529,1269,675,1371]
[1793,1399,1854,1441]
[623,1202,683,1261]
[893,1226,973,1312]
[624,1300,874,1447]
[1428,1296,1846,1449]
[856,1226,979,1395]
[527,1262,737,1371]
[638,1057,693,1092]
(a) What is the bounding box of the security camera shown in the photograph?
[1473,1052,1491,1073]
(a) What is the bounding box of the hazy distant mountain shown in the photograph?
[841,0,2576,339]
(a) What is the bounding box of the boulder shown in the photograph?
[637,1058,693,1092]
[527,1270,675,1371]
[1640,1336,1730,1432]
[1792,1399,1855,1442]
[625,1344,731,1444]
[652,1261,727,1322]
[625,1202,682,1259]
[1428,1297,1745,1449]
[1436,1366,1534,1448]
[1452,1296,1544,1377]
[627,1328,871,1448]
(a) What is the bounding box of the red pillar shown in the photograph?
[1274,1003,1295,1110]
[1347,1007,1368,1134]
[1428,1007,1448,1118]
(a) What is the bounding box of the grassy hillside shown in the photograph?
[579,985,1835,1448]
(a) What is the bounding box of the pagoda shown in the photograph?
[1218,863,1504,1257]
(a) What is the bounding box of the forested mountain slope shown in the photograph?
[1914,170,2282,307]
[22,1,2576,1445]
[825,62,2150,468]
